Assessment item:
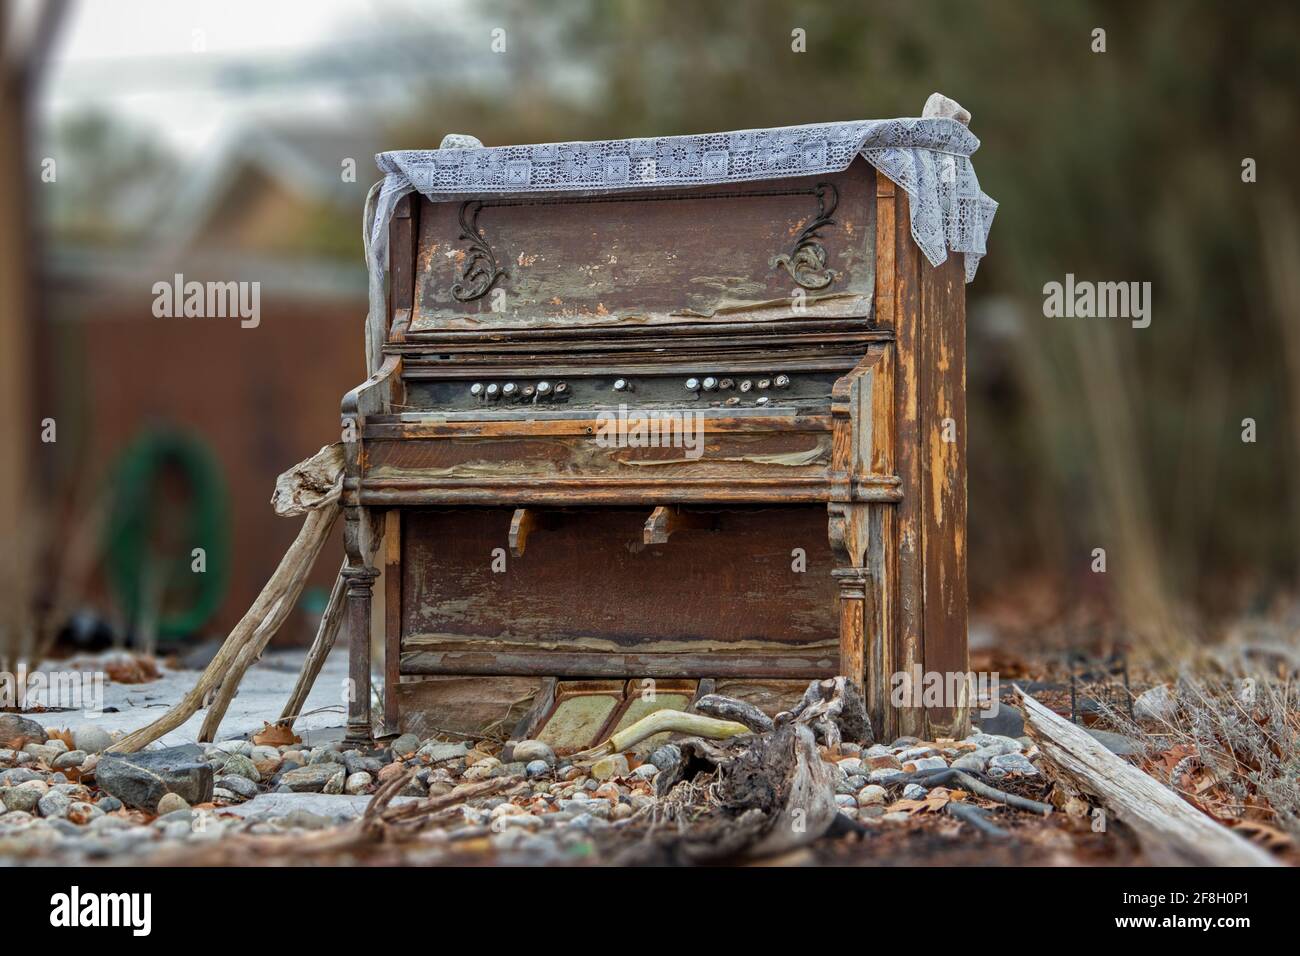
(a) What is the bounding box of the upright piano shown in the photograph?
[339,101,993,745]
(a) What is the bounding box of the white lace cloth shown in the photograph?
[362,104,996,372]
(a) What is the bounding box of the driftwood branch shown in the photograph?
[571,709,753,762]
[277,561,346,728]
[271,443,345,517]
[195,506,338,741]
[108,447,345,754]
[1018,687,1280,866]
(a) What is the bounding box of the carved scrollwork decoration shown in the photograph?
[771,182,840,291]
[450,200,507,302]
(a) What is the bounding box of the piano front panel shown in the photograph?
[397,506,840,680]
[410,160,877,333]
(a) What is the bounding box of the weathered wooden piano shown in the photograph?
[341,96,995,747]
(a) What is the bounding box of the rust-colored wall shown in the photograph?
[42,292,366,641]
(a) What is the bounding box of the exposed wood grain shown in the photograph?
[920,251,970,737]
[401,646,836,680]
[383,510,402,733]
[889,190,925,739]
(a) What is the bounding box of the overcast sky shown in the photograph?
[41,0,479,154]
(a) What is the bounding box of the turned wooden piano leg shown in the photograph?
[343,509,378,746]
[833,565,869,686]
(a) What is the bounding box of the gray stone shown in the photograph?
[72,724,114,754]
[323,769,346,794]
[215,774,258,799]
[591,754,629,781]
[279,764,345,793]
[973,703,1024,738]
[966,733,1022,755]
[223,791,420,823]
[52,750,87,770]
[907,756,948,772]
[835,757,865,775]
[868,768,904,783]
[94,744,214,811]
[156,792,191,815]
[207,740,253,758]
[1135,684,1176,722]
[648,744,682,772]
[857,784,887,806]
[902,783,927,800]
[343,752,383,776]
[951,754,987,773]
[835,793,857,809]
[22,743,62,764]
[307,748,345,766]
[214,753,261,782]
[1,786,41,813]
[511,740,556,766]
[37,790,72,818]
[988,752,1039,776]
[631,764,658,781]
[344,771,372,795]
[95,795,123,813]
[1084,728,1145,757]
[525,760,551,779]
[417,740,470,762]
[390,733,420,757]
[0,714,47,745]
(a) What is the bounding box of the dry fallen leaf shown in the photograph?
[252,721,301,747]
[47,727,76,749]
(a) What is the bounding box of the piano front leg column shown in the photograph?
[832,565,871,700]
[342,507,378,746]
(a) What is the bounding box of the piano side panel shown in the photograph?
[398,507,839,679]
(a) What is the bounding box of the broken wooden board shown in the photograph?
[1018,688,1280,867]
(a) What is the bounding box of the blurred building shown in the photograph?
[38,121,376,640]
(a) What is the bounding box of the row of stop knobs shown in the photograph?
[470,380,568,401]
[609,375,790,393]
[680,374,790,393]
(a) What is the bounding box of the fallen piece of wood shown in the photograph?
[1018,687,1280,866]
[197,504,338,741]
[777,676,871,747]
[571,709,753,762]
[271,443,344,517]
[692,693,775,733]
[277,560,346,728]
[901,766,1053,816]
[945,800,1009,838]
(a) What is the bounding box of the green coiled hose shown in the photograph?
[103,429,230,640]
